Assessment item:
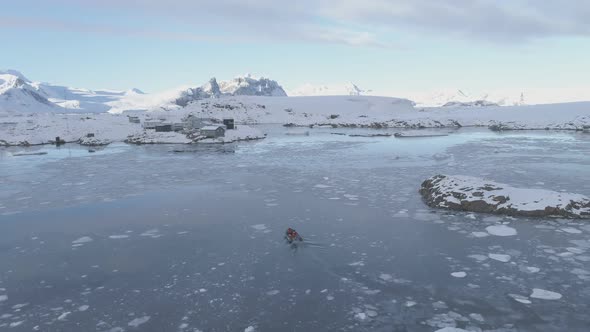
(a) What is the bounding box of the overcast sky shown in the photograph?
[2,0,589,94]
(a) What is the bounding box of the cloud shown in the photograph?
[319,0,590,42]
[6,0,590,46]
[0,16,235,43]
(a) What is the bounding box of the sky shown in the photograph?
[1,0,589,95]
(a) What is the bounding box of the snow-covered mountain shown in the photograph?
[289,84,526,107]
[290,82,368,96]
[218,75,287,97]
[0,69,143,114]
[0,70,56,113]
[400,87,590,107]
[406,89,526,108]
[174,75,286,107]
[2,69,589,114]
[0,71,287,114]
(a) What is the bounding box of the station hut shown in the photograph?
[200,125,226,138]
[155,124,173,132]
[222,118,235,130]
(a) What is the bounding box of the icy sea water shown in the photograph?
[0,127,589,332]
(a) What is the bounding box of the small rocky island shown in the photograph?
[420,175,590,218]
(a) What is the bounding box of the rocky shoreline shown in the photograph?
[420,175,590,219]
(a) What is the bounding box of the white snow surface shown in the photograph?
[159,95,590,131]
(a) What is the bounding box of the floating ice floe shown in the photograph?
[560,227,582,234]
[365,310,378,317]
[530,288,562,300]
[57,311,71,321]
[128,316,151,327]
[471,231,489,238]
[250,224,268,231]
[244,326,256,332]
[450,272,467,278]
[405,301,417,307]
[78,305,89,312]
[468,254,488,262]
[9,321,24,328]
[469,313,484,322]
[571,268,590,280]
[488,253,511,262]
[108,235,129,239]
[354,312,368,321]
[434,327,470,332]
[508,294,531,304]
[566,247,585,254]
[379,273,393,281]
[266,290,280,296]
[140,229,161,238]
[348,261,364,267]
[485,225,517,236]
[0,294,7,302]
[72,236,93,244]
[420,175,590,218]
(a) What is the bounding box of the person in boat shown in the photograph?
[285,227,303,244]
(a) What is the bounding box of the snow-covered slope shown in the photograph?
[290,82,367,96]
[0,70,56,114]
[145,95,590,130]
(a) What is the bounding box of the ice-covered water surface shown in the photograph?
[0,127,589,332]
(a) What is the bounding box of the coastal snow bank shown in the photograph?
[0,113,264,146]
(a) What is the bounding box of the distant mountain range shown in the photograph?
[289,85,528,107]
[0,70,287,114]
[1,70,589,114]
[289,82,368,97]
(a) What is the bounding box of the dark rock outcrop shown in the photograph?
[420,175,590,218]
